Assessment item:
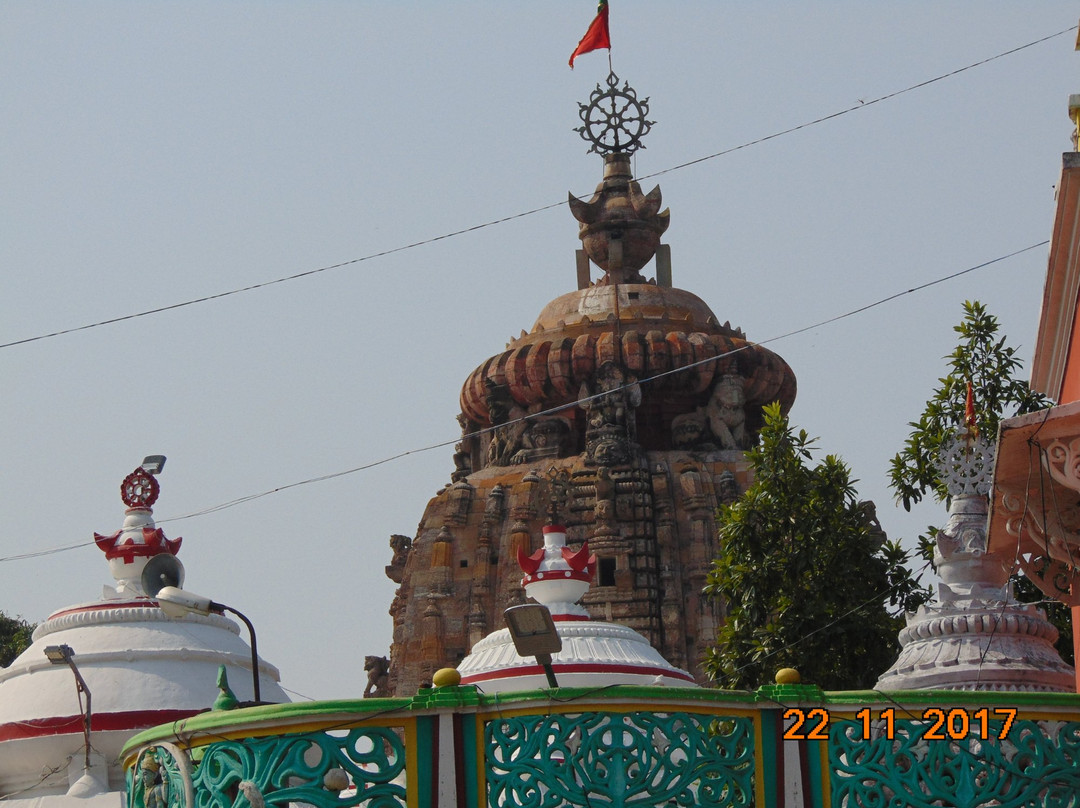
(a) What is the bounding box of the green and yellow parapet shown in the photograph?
[122,670,1080,808]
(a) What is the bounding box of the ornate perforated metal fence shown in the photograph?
[483,710,755,807]
[829,714,1080,808]
[122,687,1080,808]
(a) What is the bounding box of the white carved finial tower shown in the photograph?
[877,427,1074,691]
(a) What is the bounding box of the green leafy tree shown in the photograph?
[0,612,35,667]
[704,403,928,691]
[889,300,1071,665]
[890,300,1052,510]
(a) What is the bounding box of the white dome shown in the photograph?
[0,597,289,797]
[458,618,696,693]
[0,464,290,804]
[460,526,698,693]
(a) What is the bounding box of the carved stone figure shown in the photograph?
[858,501,887,549]
[671,411,706,449]
[485,379,530,466]
[704,375,749,449]
[669,375,750,450]
[484,483,505,520]
[385,534,412,584]
[140,753,166,808]
[716,470,739,504]
[580,362,641,466]
[452,415,475,482]
[511,416,572,464]
[363,655,390,698]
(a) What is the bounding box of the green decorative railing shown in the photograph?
[122,686,1080,808]
[484,709,755,807]
[827,714,1080,807]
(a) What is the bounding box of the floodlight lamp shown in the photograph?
[155,586,217,618]
[504,604,562,656]
[153,588,263,704]
[43,643,92,770]
[504,604,562,689]
[44,644,74,665]
[141,455,166,475]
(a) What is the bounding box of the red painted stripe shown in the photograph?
[551,614,591,622]
[0,710,201,742]
[460,663,696,684]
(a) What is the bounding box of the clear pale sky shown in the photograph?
[2,3,1078,700]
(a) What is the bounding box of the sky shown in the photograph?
[2,2,1078,701]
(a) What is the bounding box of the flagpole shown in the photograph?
[609,1,617,73]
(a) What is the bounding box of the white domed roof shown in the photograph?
[457,526,696,692]
[458,618,696,692]
[0,463,290,802]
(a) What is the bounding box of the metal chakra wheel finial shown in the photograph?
[575,71,654,155]
[934,426,995,497]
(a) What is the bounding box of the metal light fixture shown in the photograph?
[44,644,92,770]
[140,455,167,475]
[154,586,263,704]
[504,604,562,688]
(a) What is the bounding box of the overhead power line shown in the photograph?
[150,240,1047,525]
[0,238,1043,565]
[1,24,1072,352]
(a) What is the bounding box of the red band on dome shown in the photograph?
[0,709,201,743]
[460,662,695,684]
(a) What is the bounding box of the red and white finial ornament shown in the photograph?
[94,459,181,597]
[121,467,160,509]
[517,525,595,619]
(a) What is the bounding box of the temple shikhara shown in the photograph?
[382,72,795,694]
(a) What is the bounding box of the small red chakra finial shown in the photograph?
[121,467,160,509]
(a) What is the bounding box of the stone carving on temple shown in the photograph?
[580,362,641,466]
[510,416,573,465]
[671,375,751,451]
[384,534,411,584]
[484,379,528,467]
[451,414,474,482]
[716,470,739,505]
[362,655,390,698]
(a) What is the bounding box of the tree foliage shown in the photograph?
[704,403,928,691]
[890,300,1052,510]
[888,300,1070,665]
[0,612,35,667]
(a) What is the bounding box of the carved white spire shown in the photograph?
[877,425,1074,691]
[935,426,994,497]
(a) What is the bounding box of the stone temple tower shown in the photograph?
[382,74,796,696]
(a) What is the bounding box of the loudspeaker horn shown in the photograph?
[141,553,186,598]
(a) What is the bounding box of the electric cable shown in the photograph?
[0,239,1048,558]
[0,25,1071,352]
[150,239,1050,526]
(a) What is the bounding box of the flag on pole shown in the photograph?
[964,380,979,438]
[569,1,610,68]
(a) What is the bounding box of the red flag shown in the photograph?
[569,1,610,68]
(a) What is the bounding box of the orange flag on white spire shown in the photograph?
[964,380,979,438]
